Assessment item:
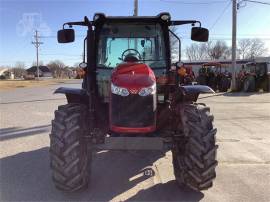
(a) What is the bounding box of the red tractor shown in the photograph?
[50,13,218,192]
[197,62,231,92]
[240,62,270,92]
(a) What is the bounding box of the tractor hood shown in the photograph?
[111,63,156,90]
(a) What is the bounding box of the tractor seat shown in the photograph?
[124,53,139,62]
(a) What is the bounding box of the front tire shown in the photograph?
[49,103,90,192]
[172,103,218,191]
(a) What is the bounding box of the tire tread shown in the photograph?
[49,103,89,192]
[173,103,218,191]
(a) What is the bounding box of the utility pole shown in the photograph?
[32,30,43,80]
[231,0,237,91]
[133,0,138,50]
[134,0,138,16]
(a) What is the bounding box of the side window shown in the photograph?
[106,38,129,67]
[169,29,179,62]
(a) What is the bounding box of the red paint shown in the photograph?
[111,62,156,91]
[109,62,157,134]
[111,125,156,133]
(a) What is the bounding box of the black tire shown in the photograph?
[243,76,255,92]
[261,77,269,92]
[236,79,243,92]
[172,103,218,191]
[219,78,231,92]
[49,103,90,192]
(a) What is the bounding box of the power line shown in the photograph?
[210,1,231,30]
[180,37,270,40]
[40,34,85,38]
[177,32,270,37]
[242,0,270,5]
[208,34,270,36]
[160,0,228,4]
[40,53,81,56]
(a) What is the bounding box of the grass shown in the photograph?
[0,79,77,91]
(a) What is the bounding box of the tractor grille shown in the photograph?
[111,94,156,127]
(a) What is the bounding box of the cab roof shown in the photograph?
[92,12,172,25]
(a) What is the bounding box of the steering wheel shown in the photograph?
[121,49,142,61]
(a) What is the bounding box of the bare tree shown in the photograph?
[207,40,229,60]
[238,39,251,59]
[185,40,231,61]
[47,60,66,78]
[185,43,208,61]
[15,61,25,69]
[224,48,232,60]
[12,61,26,78]
[238,38,267,59]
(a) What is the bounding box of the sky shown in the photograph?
[0,0,270,68]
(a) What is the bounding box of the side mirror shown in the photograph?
[57,29,75,43]
[191,27,209,42]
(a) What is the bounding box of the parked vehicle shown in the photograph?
[197,62,231,92]
[241,62,270,92]
[50,13,218,192]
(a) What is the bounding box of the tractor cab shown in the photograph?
[197,63,217,90]
[197,62,231,92]
[95,14,172,133]
[57,13,210,133]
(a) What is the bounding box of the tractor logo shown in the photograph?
[129,88,138,94]
[16,13,51,37]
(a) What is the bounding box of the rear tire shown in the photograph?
[261,77,269,92]
[243,76,255,92]
[220,78,231,92]
[172,103,218,191]
[49,103,90,192]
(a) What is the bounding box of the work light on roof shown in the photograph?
[93,13,106,21]
[93,14,100,21]
[160,14,170,21]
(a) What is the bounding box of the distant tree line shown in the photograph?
[184,38,268,61]
[1,60,81,79]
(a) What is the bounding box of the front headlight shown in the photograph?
[111,83,129,96]
[138,83,156,96]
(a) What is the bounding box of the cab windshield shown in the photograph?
[97,23,166,69]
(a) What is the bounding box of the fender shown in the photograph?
[178,85,215,102]
[54,87,88,105]
[180,85,215,94]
